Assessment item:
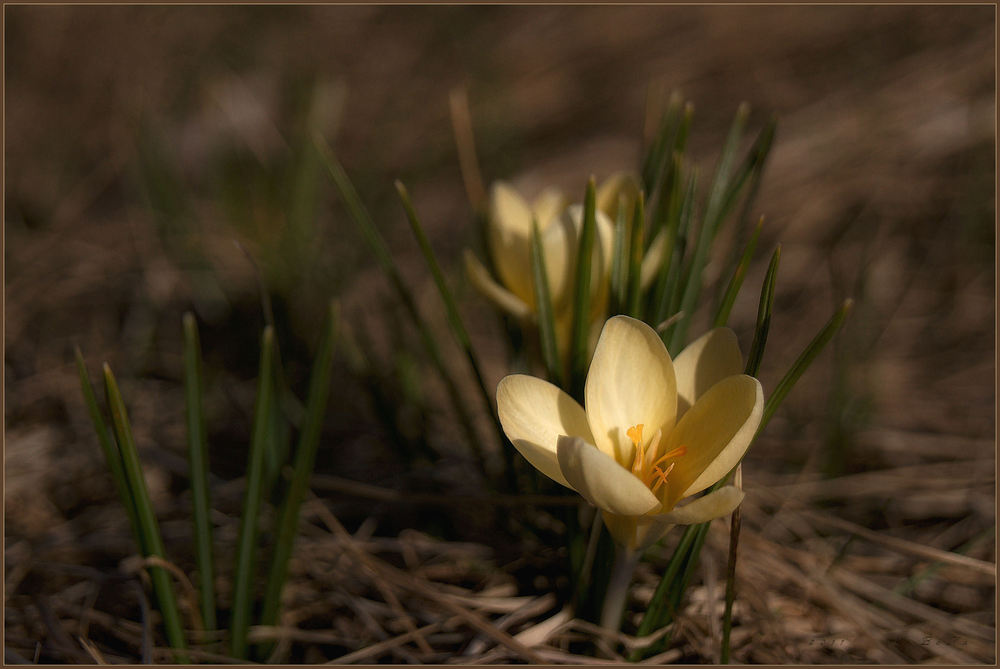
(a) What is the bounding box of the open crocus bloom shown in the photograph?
[497,315,763,550]
[465,176,655,355]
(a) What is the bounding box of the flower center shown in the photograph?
[626,423,686,493]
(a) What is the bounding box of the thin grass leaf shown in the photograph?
[530,218,563,386]
[631,522,700,657]
[609,199,629,315]
[103,365,189,662]
[719,116,777,235]
[668,104,749,353]
[745,245,781,377]
[262,378,292,498]
[182,313,217,634]
[624,193,645,318]
[395,180,513,485]
[230,326,276,660]
[74,348,143,552]
[653,168,698,346]
[720,496,742,664]
[648,155,685,322]
[314,135,488,477]
[568,177,598,400]
[713,217,764,328]
[649,102,694,246]
[641,91,683,198]
[712,117,777,312]
[761,298,854,431]
[260,303,340,654]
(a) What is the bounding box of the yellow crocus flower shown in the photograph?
[464,175,651,356]
[496,315,763,550]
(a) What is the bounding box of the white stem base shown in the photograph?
[600,546,640,631]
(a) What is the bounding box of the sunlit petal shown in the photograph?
[497,375,592,487]
[557,436,660,516]
[463,250,532,321]
[487,182,534,305]
[672,328,744,417]
[654,485,744,524]
[585,316,677,463]
[639,228,667,291]
[595,173,640,221]
[602,511,639,549]
[532,187,567,230]
[659,374,763,508]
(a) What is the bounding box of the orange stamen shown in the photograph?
[627,424,645,475]
[650,462,675,492]
[649,445,687,470]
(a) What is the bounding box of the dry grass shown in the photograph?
[5,5,994,664]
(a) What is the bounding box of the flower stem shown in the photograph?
[600,544,640,631]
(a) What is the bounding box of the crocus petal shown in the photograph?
[557,436,660,516]
[639,228,668,291]
[659,374,763,508]
[545,204,616,310]
[654,485,744,524]
[672,328,745,417]
[602,511,639,550]
[464,250,532,321]
[487,182,534,305]
[585,316,677,464]
[633,516,676,551]
[497,375,593,488]
[595,173,640,221]
[532,187,567,230]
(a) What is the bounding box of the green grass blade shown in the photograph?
[568,177,598,400]
[624,193,645,318]
[653,168,698,346]
[719,116,777,233]
[720,500,742,664]
[609,198,629,316]
[182,313,217,634]
[631,523,700,656]
[745,245,781,377]
[668,104,749,353]
[262,377,292,499]
[648,103,693,249]
[103,365,189,662]
[648,156,685,323]
[530,218,563,386]
[260,303,340,653]
[315,136,488,477]
[395,180,514,485]
[74,348,143,553]
[713,217,763,328]
[761,299,854,431]
[641,91,682,197]
[230,326,276,660]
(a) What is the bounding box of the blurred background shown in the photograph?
[5,5,995,664]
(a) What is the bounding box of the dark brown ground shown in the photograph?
[5,5,995,664]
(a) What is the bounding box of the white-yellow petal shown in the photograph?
[557,436,660,516]
[496,375,593,488]
[639,228,668,291]
[531,187,567,230]
[654,485,744,524]
[659,374,763,507]
[585,316,677,464]
[672,328,745,417]
[538,204,616,315]
[595,173,640,221]
[602,511,640,549]
[463,250,532,321]
[487,182,534,305]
